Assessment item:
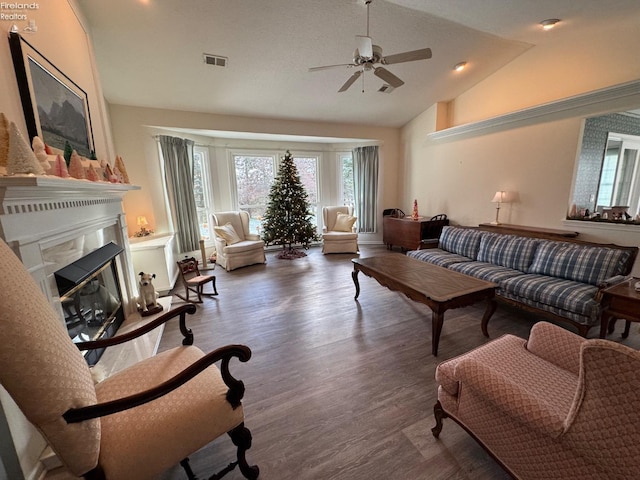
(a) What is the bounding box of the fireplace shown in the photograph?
[54,242,126,365]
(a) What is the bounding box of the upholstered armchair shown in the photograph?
[321,206,359,254]
[211,211,266,271]
[0,239,259,480]
[432,321,640,479]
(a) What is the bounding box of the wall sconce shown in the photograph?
[491,191,515,225]
[135,216,154,237]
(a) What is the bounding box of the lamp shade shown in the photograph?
[491,191,506,203]
[137,216,149,227]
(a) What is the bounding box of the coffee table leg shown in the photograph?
[352,268,361,299]
[432,311,444,356]
[480,298,497,337]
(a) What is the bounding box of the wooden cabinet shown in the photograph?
[383,216,449,251]
[129,234,178,295]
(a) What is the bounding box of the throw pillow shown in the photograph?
[334,212,357,232]
[214,222,242,245]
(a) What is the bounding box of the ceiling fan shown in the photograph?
[309,0,432,93]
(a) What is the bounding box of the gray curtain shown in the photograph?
[353,145,379,233]
[159,135,200,252]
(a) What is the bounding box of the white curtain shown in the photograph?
[158,135,200,253]
[353,145,379,233]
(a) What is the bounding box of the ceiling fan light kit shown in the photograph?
[309,0,432,93]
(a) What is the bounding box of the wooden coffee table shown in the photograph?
[352,256,497,356]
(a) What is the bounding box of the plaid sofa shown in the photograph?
[432,321,640,479]
[407,226,638,335]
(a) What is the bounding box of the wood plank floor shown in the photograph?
[153,245,640,480]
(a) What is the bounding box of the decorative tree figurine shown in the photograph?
[52,154,69,178]
[412,198,419,220]
[63,141,73,166]
[261,150,320,259]
[68,150,86,179]
[7,122,45,175]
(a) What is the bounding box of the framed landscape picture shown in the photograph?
[9,32,94,158]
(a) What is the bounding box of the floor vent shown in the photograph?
[378,84,395,93]
[203,54,228,67]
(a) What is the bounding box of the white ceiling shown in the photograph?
[77,0,640,131]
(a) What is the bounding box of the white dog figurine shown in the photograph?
[138,272,159,312]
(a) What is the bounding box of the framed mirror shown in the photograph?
[570,111,640,223]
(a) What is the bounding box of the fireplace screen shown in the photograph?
[55,242,125,365]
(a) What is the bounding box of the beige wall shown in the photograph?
[0,2,114,479]
[0,0,114,161]
[108,104,401,246]
[400,14,640,275]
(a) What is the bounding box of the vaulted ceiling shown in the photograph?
[77,0,640,128]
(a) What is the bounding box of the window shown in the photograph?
[292,154,319,227]
[232,153,276,234]
[232,152,321,235]
[340,152,354,207]
[193,147,211,240]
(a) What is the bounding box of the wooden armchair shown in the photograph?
[0,239,259,480]
[176,256,218,303]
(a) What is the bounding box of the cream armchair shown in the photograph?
[0,238,259,480]
[322,206,359,254]
[432,321,640,479]
[211,211,266,271]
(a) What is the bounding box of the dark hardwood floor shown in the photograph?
[156,245,640,480]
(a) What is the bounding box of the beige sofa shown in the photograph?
[432,321,640,479]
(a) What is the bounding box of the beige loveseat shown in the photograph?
[432,321,640,479]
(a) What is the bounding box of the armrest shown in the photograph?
[63,344,252,423]
[457,357,568,438]
[526,322,585,376]
[245,233,261,241]
[75,304,197,351]
[419,238,439,250]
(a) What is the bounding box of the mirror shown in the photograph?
[570,112,640,223]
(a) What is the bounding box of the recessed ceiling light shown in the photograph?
[540,19,560,30]
[454,62,467,72]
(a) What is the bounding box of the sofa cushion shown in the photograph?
[438,227,484,260]
[529,242,631,286]
[448,261,525,285]
[477,233,540,272]
[500,274,600,319]
[407,248,472,268]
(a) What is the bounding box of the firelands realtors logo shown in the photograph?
[1,3,39,21]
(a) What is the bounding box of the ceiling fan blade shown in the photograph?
[309,63,356,72]
[382,48,432,65]
[356,35,373,58]
[373,67,404,88]
[338,70,363,92]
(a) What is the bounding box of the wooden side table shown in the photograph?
[600,278,640,338]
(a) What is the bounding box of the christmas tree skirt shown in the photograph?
[276,248,307,260]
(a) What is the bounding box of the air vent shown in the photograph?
[378,84,395,94]
[203,54,228,67]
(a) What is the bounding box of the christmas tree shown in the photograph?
[261,150,320,259]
